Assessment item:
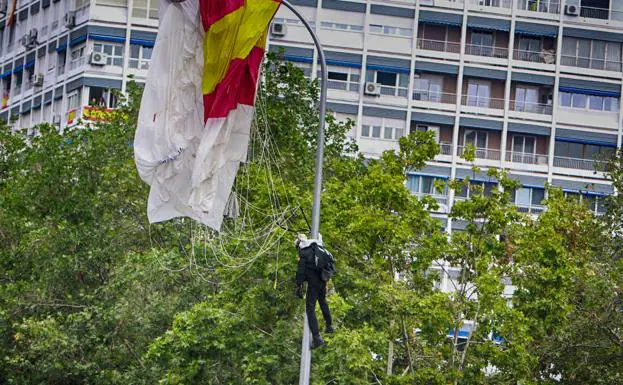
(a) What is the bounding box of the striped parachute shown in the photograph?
[134,0,281,231]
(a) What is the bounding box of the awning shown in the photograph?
[467,16,510,32]
[559,86,620,98]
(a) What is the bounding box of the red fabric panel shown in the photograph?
[203,46,264,121]
[199,0,245,32]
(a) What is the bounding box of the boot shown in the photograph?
[311,335,325,349]
[325,325,335,334]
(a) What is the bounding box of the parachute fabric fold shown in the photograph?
[134,0,281,231]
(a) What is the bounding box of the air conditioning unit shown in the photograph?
[63,11,76,29]
[19,35,29,48]
[52,114,61,125]
[33,74,44,87]
[29,28,38,41]
[271,22,286,37]
[89,51,107,66]
[364,82,381,96]
[564,4,580,16]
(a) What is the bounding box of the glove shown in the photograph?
[296,285,304,299]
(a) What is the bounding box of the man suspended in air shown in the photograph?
[295,234,337,349]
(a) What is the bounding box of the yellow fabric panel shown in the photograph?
[202,0,279,96]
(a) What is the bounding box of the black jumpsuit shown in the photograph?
[296,244,333,338]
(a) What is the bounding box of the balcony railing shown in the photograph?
[416,38,461,54]
[513,49,556,64]
[439,142,453,156]
[506,151,548,165]
[327,79,360,93]
[516,0,560,14]
[510,100,552,115]
[464,44,508,59]
[412,89,457,104]
[469,0,512,9]
[579,6,623,22]
[553,156,609,171]
[458,145,501,161]
[461,95,505,110]
[561,55,622,72]
[380,85,408,97]
[516,204,545,214]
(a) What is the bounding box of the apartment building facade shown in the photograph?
[269,0,623,237]
[0,0,157,132]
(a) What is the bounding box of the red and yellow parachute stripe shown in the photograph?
[201,0,280,121]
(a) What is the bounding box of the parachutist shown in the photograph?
[294,234,334,349]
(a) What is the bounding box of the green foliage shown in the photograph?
[0,58,621,385]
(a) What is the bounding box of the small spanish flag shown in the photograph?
[134,0,281,231]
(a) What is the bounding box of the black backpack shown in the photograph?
[314,244,337,281]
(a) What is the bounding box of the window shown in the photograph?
[372,71,409,97]
[515,187,545,208]
[464,130,487,148]
[129,44,153,70]
[582,194,608,215]
[466,80,491,107]
[47,51,56,73]
[320,66,360,92]
[96,0,128,4]
[559,91,619,112]
[469,31,494,56]
[93,43,124,66]
[517,37,541,53]
[561,37,622,71]
[464,130,488,159]
[88,87,118,108]
[70,45,86,70]
[512,135,536,154]
[132,0,158,19]
[555,141,615,161]
[7,24,15,51]
[13,71,22,95]
[457,180,497,200]
[412,124,440,142]
[57,51,66,75]
[320,21,363,32]
[377,71,396,86]
[514,86,539,112]
[288,61,312,79]
[361,118,406,140]
[408,175,448,198]
[369,24,412,37]
[67,90,81,110]
[413,75,443,102]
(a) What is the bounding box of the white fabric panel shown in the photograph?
[135,0,252,231]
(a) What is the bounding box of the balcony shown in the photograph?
[412,89,457,105]
[579,6,623,23]
[464,44,509,59]
[553,156,609,171]
[458,145,501,161]
[509,100,552,115]
[516,0,560,14]
[506,151,549,165]
[461,95,505,110]
[416,38,461,54]
[513,49,556,64]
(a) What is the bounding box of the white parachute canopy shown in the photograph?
[134,0,255,231]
